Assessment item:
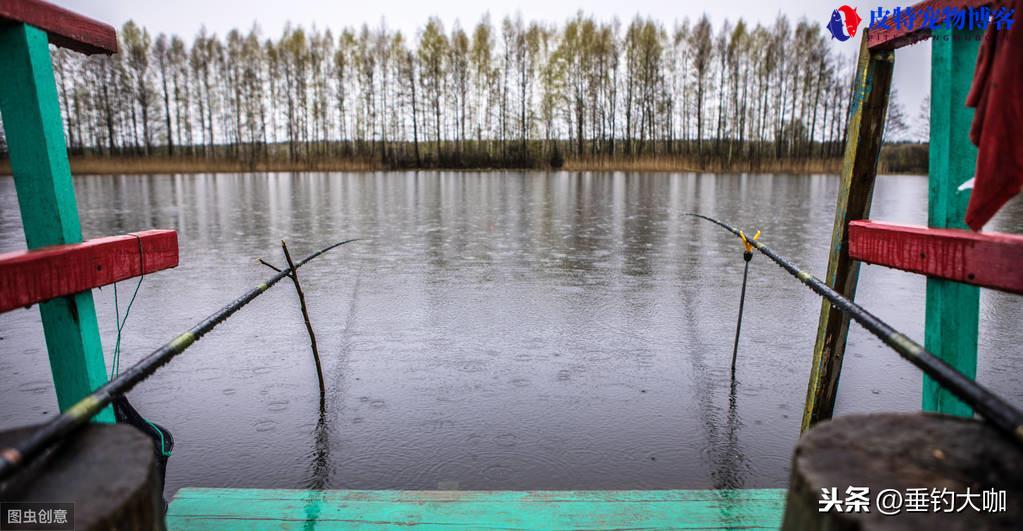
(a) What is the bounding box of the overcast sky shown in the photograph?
[52,0,931,138]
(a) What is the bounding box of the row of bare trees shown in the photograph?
[1,14,865,169]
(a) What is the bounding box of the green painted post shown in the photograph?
[0,23,113,422]
[924,27,983,417]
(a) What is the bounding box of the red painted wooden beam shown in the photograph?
[867,0,996,51]
[0,230,178,313]
[0,0,117,55]
[848,220,1023,294]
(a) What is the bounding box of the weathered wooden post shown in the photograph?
[802,32,894,431]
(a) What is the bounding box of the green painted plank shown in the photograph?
[167,488,787,530]
[0,23,112,422]
[803,34,894,432]
[171,487,786,503]
[924,27,982,418]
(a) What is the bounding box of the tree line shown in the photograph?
[0,13,870,170]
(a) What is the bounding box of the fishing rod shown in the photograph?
[686,213,1023,446]
[0,238,362,481]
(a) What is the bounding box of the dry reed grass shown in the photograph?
[69,156,378,175]
[0,154,855,176]
[563,155,844,174]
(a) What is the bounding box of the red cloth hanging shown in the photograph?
[964,0,1023,230]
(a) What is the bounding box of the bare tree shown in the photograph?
[46,12,858,170]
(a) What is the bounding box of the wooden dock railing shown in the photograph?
[804,0,1021,429]
[0,0,176,420]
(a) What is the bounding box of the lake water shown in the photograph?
[1,171,1021,496]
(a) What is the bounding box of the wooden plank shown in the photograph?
[0,0,117,55]
[167,488,787,530]
[867,0,995,51]
[0,22,112,422]
[0,230,179,313]
[924,27,983,417]
[848,220,1023,294]
[802,33,894,433]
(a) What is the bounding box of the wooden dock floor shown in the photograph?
[167,487,786,529]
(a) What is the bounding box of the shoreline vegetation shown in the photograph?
[0,142,926,176]
[0,13,927,178]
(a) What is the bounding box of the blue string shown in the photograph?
[108,235,170,457]
[110,235,145,380]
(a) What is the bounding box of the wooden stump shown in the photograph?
[782,413,1022,530]
[0,423,165,530]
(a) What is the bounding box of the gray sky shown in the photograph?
[53,0,931,139]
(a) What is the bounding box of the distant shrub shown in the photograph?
[548,145,565,169]
[880,143,928,174]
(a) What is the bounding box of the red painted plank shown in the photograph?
[0,230,178,313]
[848,220,1023,294]
[867,0,995,51]
[0,0,117,55]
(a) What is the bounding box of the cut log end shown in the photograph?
[0,423,165,531]
[782,413,1023,530]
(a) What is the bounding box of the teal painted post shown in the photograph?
[0,23,113,422]
[924,27,983,417]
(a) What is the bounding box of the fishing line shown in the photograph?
[686,213,1023,446]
